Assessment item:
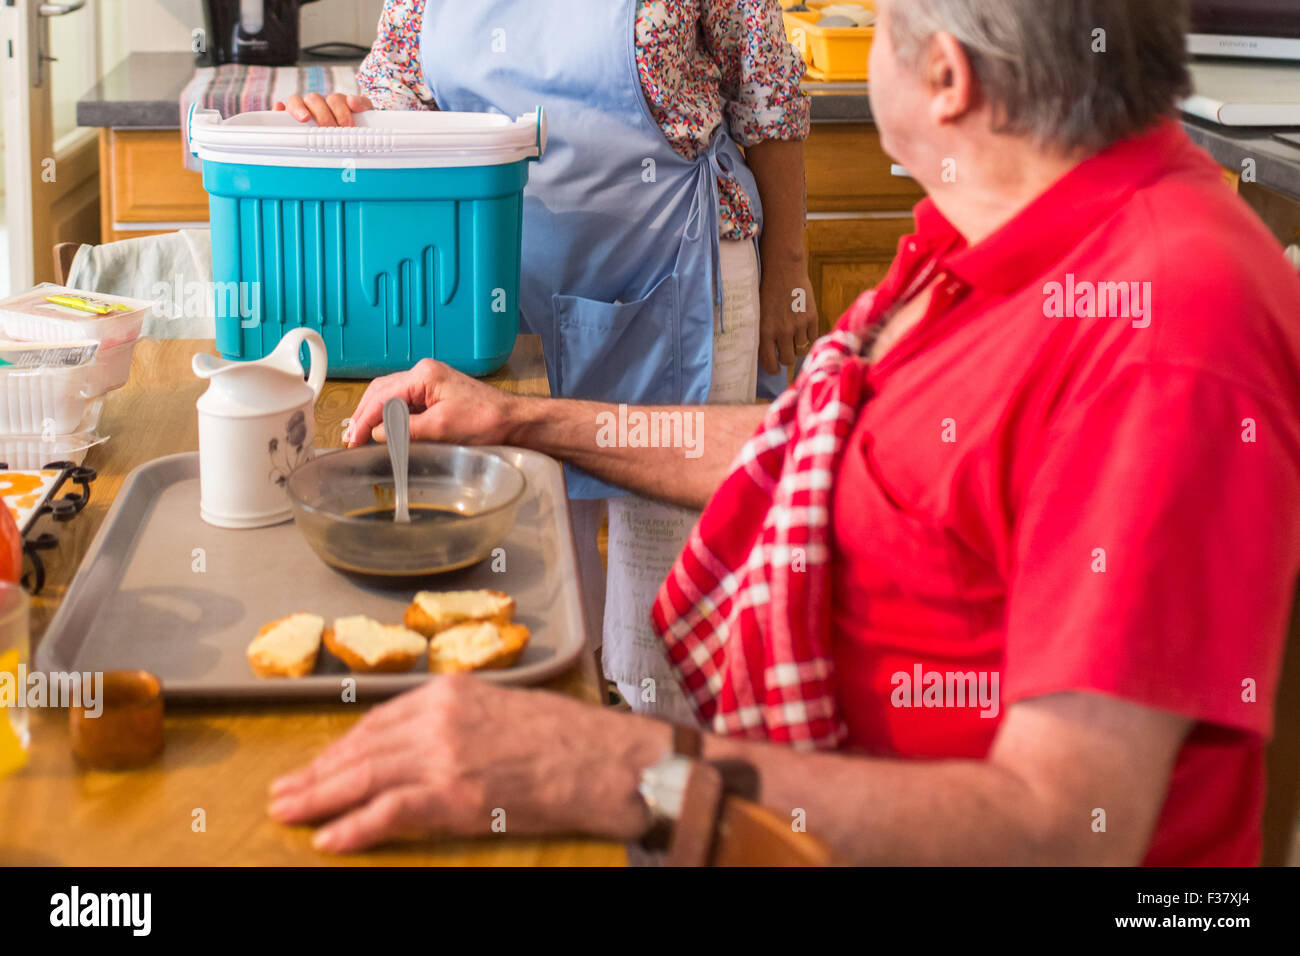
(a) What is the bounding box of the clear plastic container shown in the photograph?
[0,285,151,349]
[0,401,106,469]
[85,339,139,396]
[0,284,145,427]
[0,359,105,434]
[0,431,105,470]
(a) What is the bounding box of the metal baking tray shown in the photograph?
[35,450,586,700]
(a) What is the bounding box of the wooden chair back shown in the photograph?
[1262,582,1300,866]
[53,242,80,285]
[668,760,841,867]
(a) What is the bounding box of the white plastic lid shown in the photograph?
[189,105,547,170]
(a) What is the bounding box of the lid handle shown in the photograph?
[188,105,220,158]
[533,106,548,160]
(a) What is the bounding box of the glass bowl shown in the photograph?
[286,444,526,578]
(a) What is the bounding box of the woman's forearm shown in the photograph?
[356,0,437,110]
[746,139,809,261]
[504,398,764,510]
[746,139,820,372]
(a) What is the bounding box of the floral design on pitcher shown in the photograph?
[268,410,311,487]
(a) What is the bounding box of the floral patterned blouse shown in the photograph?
[357,0,811,240]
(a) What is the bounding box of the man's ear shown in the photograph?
[925,32,978,126]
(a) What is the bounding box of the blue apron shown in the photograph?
[420,0,762,498]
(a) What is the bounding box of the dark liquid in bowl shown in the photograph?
[346,504,468,525]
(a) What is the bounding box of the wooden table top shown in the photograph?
[0,337,625,866]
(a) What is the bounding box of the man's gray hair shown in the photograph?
[889,0,1192,153]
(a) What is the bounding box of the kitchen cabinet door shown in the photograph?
[102,129,210,241]
[806,123,925,214]
[805,214,915,334]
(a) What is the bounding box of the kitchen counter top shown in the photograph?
[803,79,874,121]
[78,52,878,128]
[76,51,364,129]
[78,52,192,128]
[1182,117,1300,202]
[80,52,1300,203]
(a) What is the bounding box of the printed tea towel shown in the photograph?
[181,64,360,171]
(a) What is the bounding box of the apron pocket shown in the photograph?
[553,273,681,405]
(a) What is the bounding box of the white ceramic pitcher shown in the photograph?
[193,328,328,529]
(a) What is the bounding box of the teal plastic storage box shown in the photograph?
[189,106,546,378]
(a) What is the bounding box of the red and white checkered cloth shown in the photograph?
[651,289,887,751]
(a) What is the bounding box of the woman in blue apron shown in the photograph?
[279,0,817,718]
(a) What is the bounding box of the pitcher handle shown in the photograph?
[273,328,328,400]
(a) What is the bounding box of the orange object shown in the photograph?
[0,505,21,584]
[69,670,164,770]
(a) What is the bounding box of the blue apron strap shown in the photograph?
[706,130,766,333]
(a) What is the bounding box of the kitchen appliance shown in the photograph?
[200,0,322,67]
[1189,0,1300,61]
[193,327,327,529]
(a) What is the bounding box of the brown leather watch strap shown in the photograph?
[639,723,703,852]
[672,723,703,760]
[665,761,725,866]
[666,759,761,866]
[639,721,763,862]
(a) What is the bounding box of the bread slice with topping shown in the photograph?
[404,589,515,638]
[324,615,428,673]
[248,613,326,678]
[428,620,531,674]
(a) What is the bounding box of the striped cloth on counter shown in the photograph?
[181,64,359,171]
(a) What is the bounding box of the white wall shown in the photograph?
[100,0,386,70]
[301,0,387,50]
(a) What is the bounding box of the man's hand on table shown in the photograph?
[268,676,668,853]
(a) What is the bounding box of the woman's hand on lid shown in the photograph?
[345,359,520,448]
[759,256,821,375]
[274,92,373,127]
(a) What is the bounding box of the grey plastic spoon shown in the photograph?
[382,397,412,524]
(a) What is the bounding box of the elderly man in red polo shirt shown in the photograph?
[270,0,1300,865]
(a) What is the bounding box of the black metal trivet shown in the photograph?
[0,461,99,594]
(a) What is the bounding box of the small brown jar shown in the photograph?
[69,670,164,770]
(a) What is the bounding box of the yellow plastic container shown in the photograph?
[0,649,27,778]
[783,1,875,82]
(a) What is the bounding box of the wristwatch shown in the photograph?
[637,724,702,850]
